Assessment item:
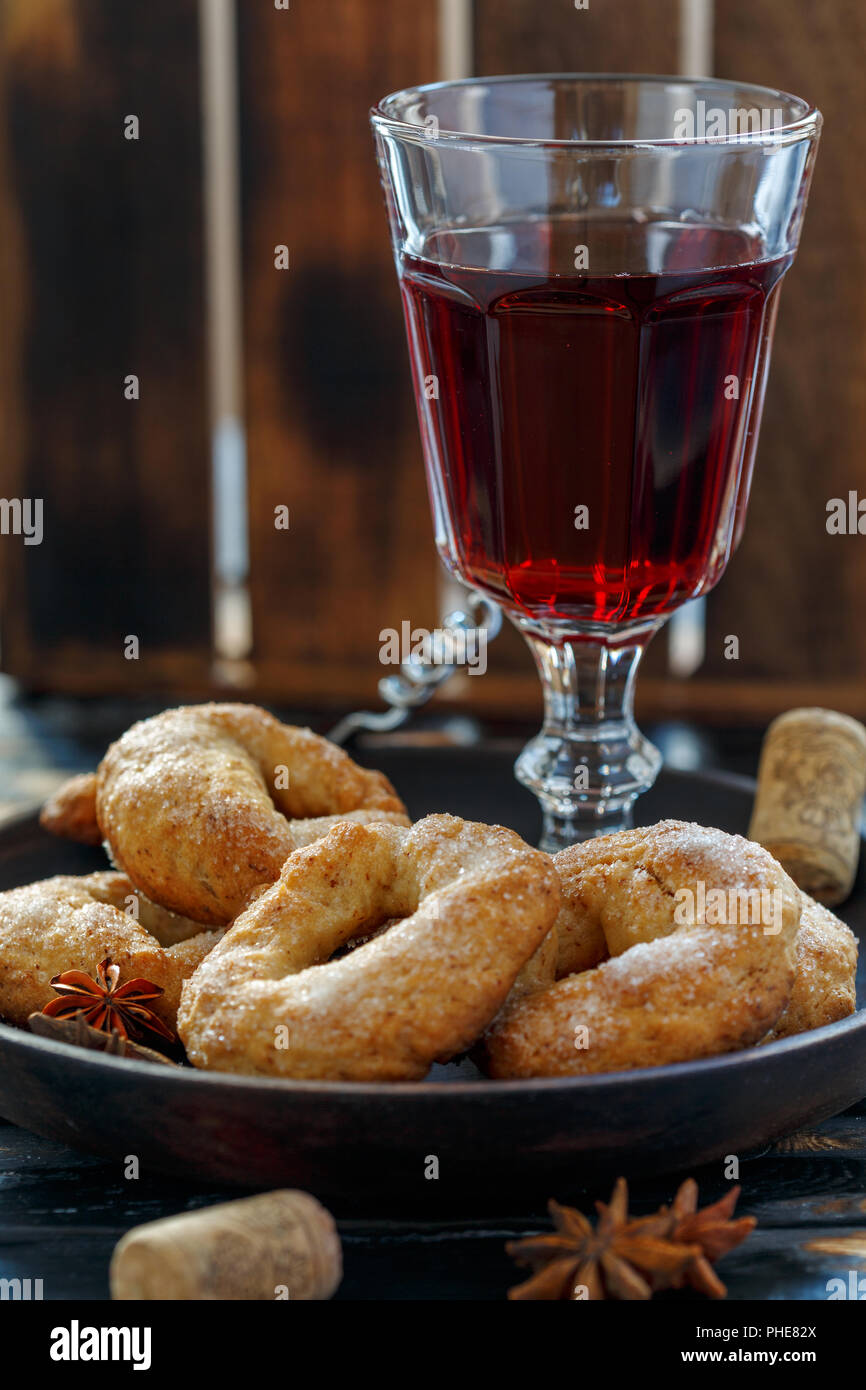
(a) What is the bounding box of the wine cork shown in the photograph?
[749,708,866,906]
[110,1190,341,1301]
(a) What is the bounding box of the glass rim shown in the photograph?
[370,72,822,150]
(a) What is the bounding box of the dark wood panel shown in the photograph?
[6,1106,866,1303]
[706,0,866,683]
[473,0,681,77]
[0,0,212,691]
[238,0,439,706]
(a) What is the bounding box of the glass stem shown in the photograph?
[514,622,663,852]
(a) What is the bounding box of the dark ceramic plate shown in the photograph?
[0,751,864,1214]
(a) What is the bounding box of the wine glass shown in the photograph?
[371,75,821,850]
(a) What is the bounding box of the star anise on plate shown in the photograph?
[41,956,175,1045]
[507,1177,755,1301]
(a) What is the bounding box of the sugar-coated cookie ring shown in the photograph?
[550,841,858,1040]
[56,703,409,925]
[40,773,101,845]
[511,922,559,999]
[0,872,221,1030]
[75,871,215,947]
[552,845,610,978]
[178,813,560,1081]
[481,821,801,1078]
[767,897,857,1040]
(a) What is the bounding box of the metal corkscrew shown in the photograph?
[328,592,502,746]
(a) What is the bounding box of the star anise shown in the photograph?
[655,1179,756,1299]
[507,1177,756,1301]
[507,1178,701,1300]
[42,957,175,1044]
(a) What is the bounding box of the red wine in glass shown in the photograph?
[399,217,790,633]
[374,74,819,848]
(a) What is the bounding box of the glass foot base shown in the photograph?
[515,725,662,852]
[514,620,664,853]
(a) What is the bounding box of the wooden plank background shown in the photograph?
[0,0,863,723]
[453,0,866,722]
[473,0,681,74]
[237,0,439,707]
[0,0,212,692]
[706,0,866,695]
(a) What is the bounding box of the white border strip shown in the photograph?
[438,0,473,81]
[436,0,475,628]
[200,0,250,659]
[679,0,713,79]
[669,0,713,679]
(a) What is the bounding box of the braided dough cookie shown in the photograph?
[767,897,857,1040]
[0,872,221,1031]
[41,704,409,925]
[178,813,560,1081]
[481,821,801,1078]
